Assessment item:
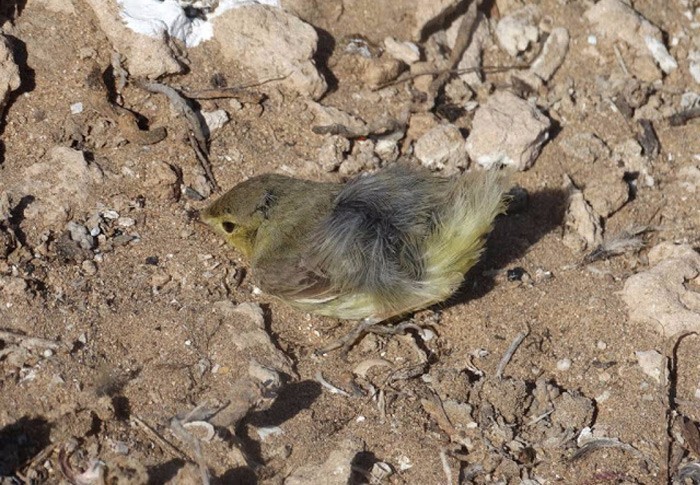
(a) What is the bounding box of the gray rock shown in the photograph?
[560,132,610,164]
[583,177,629,218]
[66,222,94,250]
[20,147,104,230]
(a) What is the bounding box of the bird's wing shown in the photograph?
[255,256,337,302]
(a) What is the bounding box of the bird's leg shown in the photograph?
[316,316,411,355]
[316,317,381,355]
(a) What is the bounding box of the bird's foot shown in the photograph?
[315,317,417,356]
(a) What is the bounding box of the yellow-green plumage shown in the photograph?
[201,165,507,322]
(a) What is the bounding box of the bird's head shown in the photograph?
[201,174,285,258]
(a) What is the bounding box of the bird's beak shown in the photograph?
[189,209,208,226]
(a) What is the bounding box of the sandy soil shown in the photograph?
[1,0,700,484]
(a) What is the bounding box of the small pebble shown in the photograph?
[556,358,572,371]
[112,441,129,455]
[145,256,159,266]
[184,186,205,201]
[506,186,529,213]
[117,217,136,228]
[587,35,597,45]
[43,349,54,358]
[81,260,97,276]
[596,340,607,350]
[636,350,664,383]
[397,456,413,471]
[371,462,393,480]
[534,269,553,283]
[70,102,83,114]
[507,267,527,282]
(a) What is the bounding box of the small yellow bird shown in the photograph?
[202,164,507,351]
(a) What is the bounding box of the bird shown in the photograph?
[201,164,508,352]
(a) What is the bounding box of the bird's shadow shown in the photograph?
[0,33,36,168]
[214,380,322,478]
[441,186,568,310]
[0,416,52,477]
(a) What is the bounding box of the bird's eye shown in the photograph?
[221,221,236,233]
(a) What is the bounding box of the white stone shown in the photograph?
[644,36,678,73]
[85,0,183,78]
[285,438,364,485]
[414,124,468,174]
[622,242,700,337]
[585,0,676,78]
[466,91,551,171]
[496,5,541,57]
[384,37,420,64]
[214,5,326,99]
[635,350,665,383]
[0,34,21,113]
[318,135,351,172]
[201,109,230,134]
[529,27,569,82]
[689,51,700,84]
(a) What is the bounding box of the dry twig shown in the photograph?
[662,332,698,483]
[495,330,529,379]
[375,64,526,91]
[134,79,219,193]
[315,371,351,397]
[429,0,481,100]
[0,329,59,350]
[131,415,189,462]
[669,107,700,126]
[582,226,653,264]
[171,418,211,485]
[439,448,454,485]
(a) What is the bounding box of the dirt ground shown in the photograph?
[1,0,700,483]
